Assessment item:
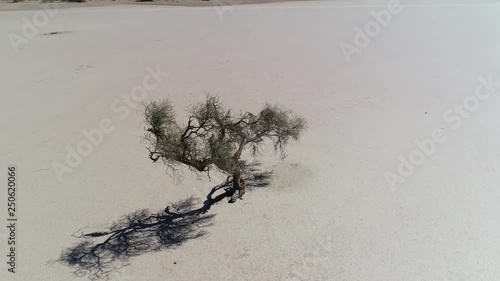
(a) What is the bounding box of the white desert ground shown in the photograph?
[2,0,500,280]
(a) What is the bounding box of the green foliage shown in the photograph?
[144,95,306,176]
[248,104,307,156]
[144,100,178,137]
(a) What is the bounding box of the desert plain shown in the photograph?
[1,0,500,280]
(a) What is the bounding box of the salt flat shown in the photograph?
[1,1,500,280]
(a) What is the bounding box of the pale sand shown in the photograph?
[0,0,311,11]
[2,1,500,280]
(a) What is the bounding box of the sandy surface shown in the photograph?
[0,0,311,11]
[2,0,500,280]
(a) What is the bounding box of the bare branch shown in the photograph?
[143,95,306,177]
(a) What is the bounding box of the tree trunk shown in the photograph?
[229,164,246,203]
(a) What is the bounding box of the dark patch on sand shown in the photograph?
[43,31,71,36]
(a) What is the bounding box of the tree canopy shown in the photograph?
[144,95,306,201]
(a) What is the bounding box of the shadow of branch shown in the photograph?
[239,160,273,190]
[58,160,272,280]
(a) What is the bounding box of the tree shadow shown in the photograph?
[58,160,272,280]
[239,160,273,190]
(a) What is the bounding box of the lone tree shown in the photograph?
[144,95,306,202]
